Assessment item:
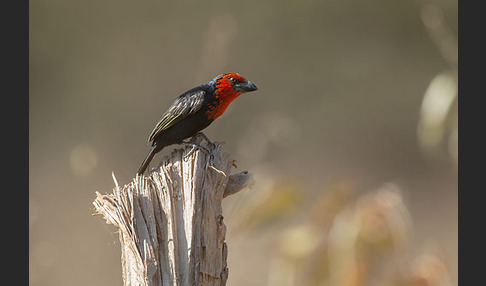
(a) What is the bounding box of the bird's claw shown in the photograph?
[182,141,212,159]
[196,132,217,150]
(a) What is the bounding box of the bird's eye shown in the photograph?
[229,77,237,84]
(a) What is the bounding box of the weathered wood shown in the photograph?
[223,171,254,198]
[92,135,254,286]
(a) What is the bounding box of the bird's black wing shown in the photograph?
[148,89,206,142]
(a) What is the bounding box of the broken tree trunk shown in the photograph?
[92,134,254,286]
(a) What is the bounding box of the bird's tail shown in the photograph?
[137,146,157,175]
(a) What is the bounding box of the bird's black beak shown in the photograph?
[237,81,258,92]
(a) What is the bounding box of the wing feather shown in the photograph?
[148,89,205,142]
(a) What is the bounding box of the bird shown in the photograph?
[137,72,258,175]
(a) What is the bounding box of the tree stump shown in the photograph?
[92,134,254,286]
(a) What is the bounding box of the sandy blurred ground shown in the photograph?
[30,0,457,285]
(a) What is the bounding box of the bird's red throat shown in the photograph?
[206,81,242,120]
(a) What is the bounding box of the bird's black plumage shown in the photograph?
[137,73,257,175]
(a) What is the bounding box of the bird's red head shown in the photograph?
[207,72,258,120]
[214,72,258,95]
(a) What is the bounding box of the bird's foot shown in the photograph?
[182,141,212,159]
[195,132,217,150]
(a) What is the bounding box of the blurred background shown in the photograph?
[29,0,457,285]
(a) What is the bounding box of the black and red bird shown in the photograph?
[137,72,258,175]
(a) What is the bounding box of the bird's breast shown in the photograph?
[205,91,241,120]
